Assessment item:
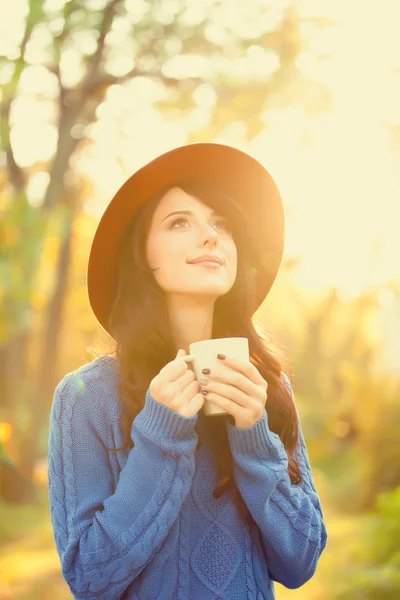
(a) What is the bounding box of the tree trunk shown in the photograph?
[18,209,74,478]
[0,331,30,411]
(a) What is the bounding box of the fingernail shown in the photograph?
[217,353,226,360]
[202,368,210,374]
[201,389,208,395]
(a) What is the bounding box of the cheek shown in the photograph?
[146,234,187,276]
[146,234,174,266]
[147,243,163,267]
[226,240,238,266]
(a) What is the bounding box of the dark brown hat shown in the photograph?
[87,142,285,338]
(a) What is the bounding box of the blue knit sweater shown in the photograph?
[47,355,327,600]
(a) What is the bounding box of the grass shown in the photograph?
[0,487,73,599]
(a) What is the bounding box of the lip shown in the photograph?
[188,255,224,265]
[190,261,222,268]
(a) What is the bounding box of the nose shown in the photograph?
[197,223,218,247]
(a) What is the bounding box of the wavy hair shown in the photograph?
[96,178,301,522]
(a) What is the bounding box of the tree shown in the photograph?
[0,0,332,478]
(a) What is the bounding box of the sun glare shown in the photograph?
[2,0,399,301]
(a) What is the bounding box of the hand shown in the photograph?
[149,349,205,419]
[199,354,268,429]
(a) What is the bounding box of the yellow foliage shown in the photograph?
[0,421,13,443]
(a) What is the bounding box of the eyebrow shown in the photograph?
[161,210,221,223]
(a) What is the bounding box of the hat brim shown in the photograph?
[87,142,285,338]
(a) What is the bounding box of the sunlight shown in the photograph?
[2,0,400,301]
[2,5,400,598]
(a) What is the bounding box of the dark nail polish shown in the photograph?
[202,368,210,374]
[217,353,226,360]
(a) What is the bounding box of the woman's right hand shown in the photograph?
[149,349,205,419]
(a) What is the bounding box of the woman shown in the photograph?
[47,143,328,600]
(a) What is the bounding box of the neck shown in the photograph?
[166,295,215,354]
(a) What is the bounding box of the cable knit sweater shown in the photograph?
[47,355,327,600]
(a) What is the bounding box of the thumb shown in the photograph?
[176,348,186,358]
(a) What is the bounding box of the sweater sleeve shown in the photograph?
[47,371,199,600]
[226,372,328,590]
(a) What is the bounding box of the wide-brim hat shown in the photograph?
[87,142,285,339]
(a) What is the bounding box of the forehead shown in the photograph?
[154,186,212,215]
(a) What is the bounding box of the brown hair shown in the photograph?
[96,178,301,522]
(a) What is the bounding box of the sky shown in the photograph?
[1,0,400,371]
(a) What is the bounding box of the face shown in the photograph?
[145,187,237,301]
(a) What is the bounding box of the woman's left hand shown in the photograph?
[199,354,268,429]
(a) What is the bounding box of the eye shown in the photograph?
[214,220,230,231]
[169,217,230,231]
[169,217,189,228]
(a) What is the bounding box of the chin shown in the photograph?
[169,284,225,296]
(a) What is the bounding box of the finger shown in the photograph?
[179,355,196,363]
[180,379,201,401]
[204,393,239,421]
[201,380,255,408]
[216,369,257,397]
[205,366,259,398]
[175,369,196,391]
[160,358,188,381]
[216,354,267,387]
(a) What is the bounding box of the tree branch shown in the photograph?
[83,0,124,88]
[1,0,39,191]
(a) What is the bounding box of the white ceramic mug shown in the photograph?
[180,337,249,417]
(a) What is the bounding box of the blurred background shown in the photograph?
[1,0,399,598]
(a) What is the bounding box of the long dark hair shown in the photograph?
[98,178,301,522]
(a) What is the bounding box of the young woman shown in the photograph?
[47,142,327,600]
